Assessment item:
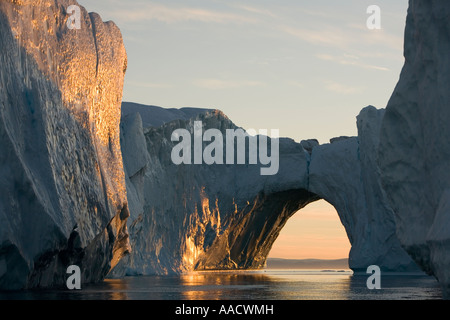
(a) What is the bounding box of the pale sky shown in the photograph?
[78,0,409,260]
[270,200,351,260]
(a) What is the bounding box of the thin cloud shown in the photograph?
[193,78,265,90]
[279,25,352,49]
[288,81,305,89]
[232,4,279,19]
[347,23,404,52]
[298,7,339,19]
[317,53,390,71]
[325,81,365,95]
[107,3,256,24]
[126,81,173,89]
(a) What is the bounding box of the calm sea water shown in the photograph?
[0,270,442,300]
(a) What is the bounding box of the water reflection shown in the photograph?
[347,273,442,300]
[0,270,442,300]
[179,271,276,300]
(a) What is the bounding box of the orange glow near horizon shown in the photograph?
[268,200,351,260]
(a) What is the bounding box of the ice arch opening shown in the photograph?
[193,188,321,271]
[193,192,354,272]
[268,200,351,263]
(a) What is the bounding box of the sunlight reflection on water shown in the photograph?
[0,269,442,300]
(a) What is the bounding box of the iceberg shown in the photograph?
[378,0,450,297]
[0,0,129,289]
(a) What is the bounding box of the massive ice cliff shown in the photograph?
[112,103,418,277]
[0,0,129,289]
[2,0,447,298]
[378,0,450,297]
